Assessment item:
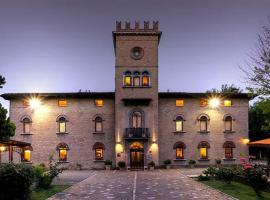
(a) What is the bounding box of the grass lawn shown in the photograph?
[201,180,270,200]
[31,185,70,200]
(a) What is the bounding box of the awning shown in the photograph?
[248,138,270,147]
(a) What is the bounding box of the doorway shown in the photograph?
[130,142,144,169]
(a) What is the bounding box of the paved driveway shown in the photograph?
[48,169,235,200]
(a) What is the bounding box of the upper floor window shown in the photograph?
[93,142,105,160]
[22,100,29,107]
[224,115,233,132]
[57,143,69,162]
[199,99,208,107]
[58,99,67,107]
[224,100,232,107]
[142,71,150,86]
[198,141,210,159]
[173,141,186,159]
[133,71,141,86]
[132,111,142,128]
[95,99,103,107]
[94,116,103,132]
[20,116,32,134]
[124,71,132,86]
[199,115,209,132]
[176,99,184,107]
[175,116,184,132]
[223,141,235,159]
[56,115,69,133]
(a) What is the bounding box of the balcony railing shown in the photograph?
[124,128,150,140]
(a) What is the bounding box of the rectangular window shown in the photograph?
[134,77,140,86]
[176,148,184,159]
[200,121,207,132]
[95,122,102,132]
[176,99,184,107]
[175,121,183,132]
[59,122,66,133]
[199,99,208,107]
[22,100,29,107]
[95,99,103,107]
[200,147,208,159]
[225,121,232,131]
[23,150,31,162]
[224,100,232,107]
[59,149,67,161]
[58,99,67,107]
[225,148,233,159]
[142,76,149,86]
[23,123,31,134]
[95,148,104,160]
[125,76,131,86]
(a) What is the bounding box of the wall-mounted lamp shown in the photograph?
[209,97,220,108]
[29,97,41,109]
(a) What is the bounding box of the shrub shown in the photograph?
[148,161,155,167]
[0,163,35,200]
[118,161,126,168]
[215,158,221,165]
[216,167,234,184]
[163,159,171,165]
[34,164,46,184]
[203,167,219,178]
[243,165,268,197]
[198,174,210,181]
[104,160,112,165]
[188,160,196,165]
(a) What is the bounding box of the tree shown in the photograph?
[0,75,16,140]
[206,84,243,94]
[243,20,270,96]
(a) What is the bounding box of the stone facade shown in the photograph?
[1,21,250,169]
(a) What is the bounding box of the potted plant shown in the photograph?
[104,160,112,170]
[163,159,172,169]
[148,161,155,170]
[215,158,221,167]
[188,160,196,168]
[118,161,126,170]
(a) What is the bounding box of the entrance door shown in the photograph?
[130,142,144,169]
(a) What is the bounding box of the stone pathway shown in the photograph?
[48,169,236,200]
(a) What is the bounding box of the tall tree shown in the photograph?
[243,20,270,96]
[206,84,243,94]
[0,75,16,140]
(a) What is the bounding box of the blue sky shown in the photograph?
[0,0,270,110]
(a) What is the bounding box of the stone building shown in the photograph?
[1,21,251,169]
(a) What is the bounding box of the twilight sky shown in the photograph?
[0,0,270,110]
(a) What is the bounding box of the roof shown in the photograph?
[0,139,31,147]
[248,138,270,147]
[1,92,253,100]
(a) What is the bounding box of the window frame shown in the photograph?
[95,148,104,160]
[94,116,103,132]
[224,116,233,132]
[199,116,209,132]
[175,116,184,132]
[58,117,67,133]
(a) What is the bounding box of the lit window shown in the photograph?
[176,147,184,159]
[199,99,208,107]
[95,117,103,132]
[59,149,67,161]
[133,71,140,86]
[58,99,67,107]
[176,99,184,107]
[198,141,210,159]
[23,118,31,134]
[224,100,232,107]
[23,150,31,162]
[124,71,132,86]
[199,116,208,132]
[58,117,67,133]
[224,116,233,132]
[22,100,29,107]
[95,148,104,160]
[175,116,183,132]
[95,99,103,107]
[142,71,150,86]
[224,141,235,159]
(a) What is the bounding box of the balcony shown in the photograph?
[124,128,150,140]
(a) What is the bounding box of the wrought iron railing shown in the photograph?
[124,128,150,139]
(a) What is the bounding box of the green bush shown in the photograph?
[216,167,234,184]
[104,160,112,165]
[215,158,221,165]
[38,172,53,189]
[118,161,126,168]
[203,167,219,178]
[148,161,155,167]
[188,160,196,165]
[0,163,35,200]
[198,174,210,181]
[163,159,171,165]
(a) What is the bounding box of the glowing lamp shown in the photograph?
[29,98,41,109]
[0,146,6,151]
[209,98,220,108]
[242,138,250,145]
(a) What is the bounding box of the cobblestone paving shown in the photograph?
[48,169,236,200]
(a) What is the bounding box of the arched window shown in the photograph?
[95,116,103,132]
[223,141,235,159]
[173,141,186,159]
[198,141,210,159]
[132,111,142,128]
[142,71,150,86]
[224,115,233,132]
[133,71,141,86]
[199,115,209,132]
[123,71,132,86]
[56,143,69,162]
[56,115,69,133]
[175,116,184,132]
[93,142,105,160]
[22,117,32,134]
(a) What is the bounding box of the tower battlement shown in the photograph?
[115,21,159,32]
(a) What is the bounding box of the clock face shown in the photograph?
[131,47,144,60]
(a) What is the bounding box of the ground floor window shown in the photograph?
[223,141,235,159]
[198,141,210,159]
[173,141,186,159]
[23,150,31,162]
[93,142,105,160]
[95,148,104,160]
[56,142,69,162]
